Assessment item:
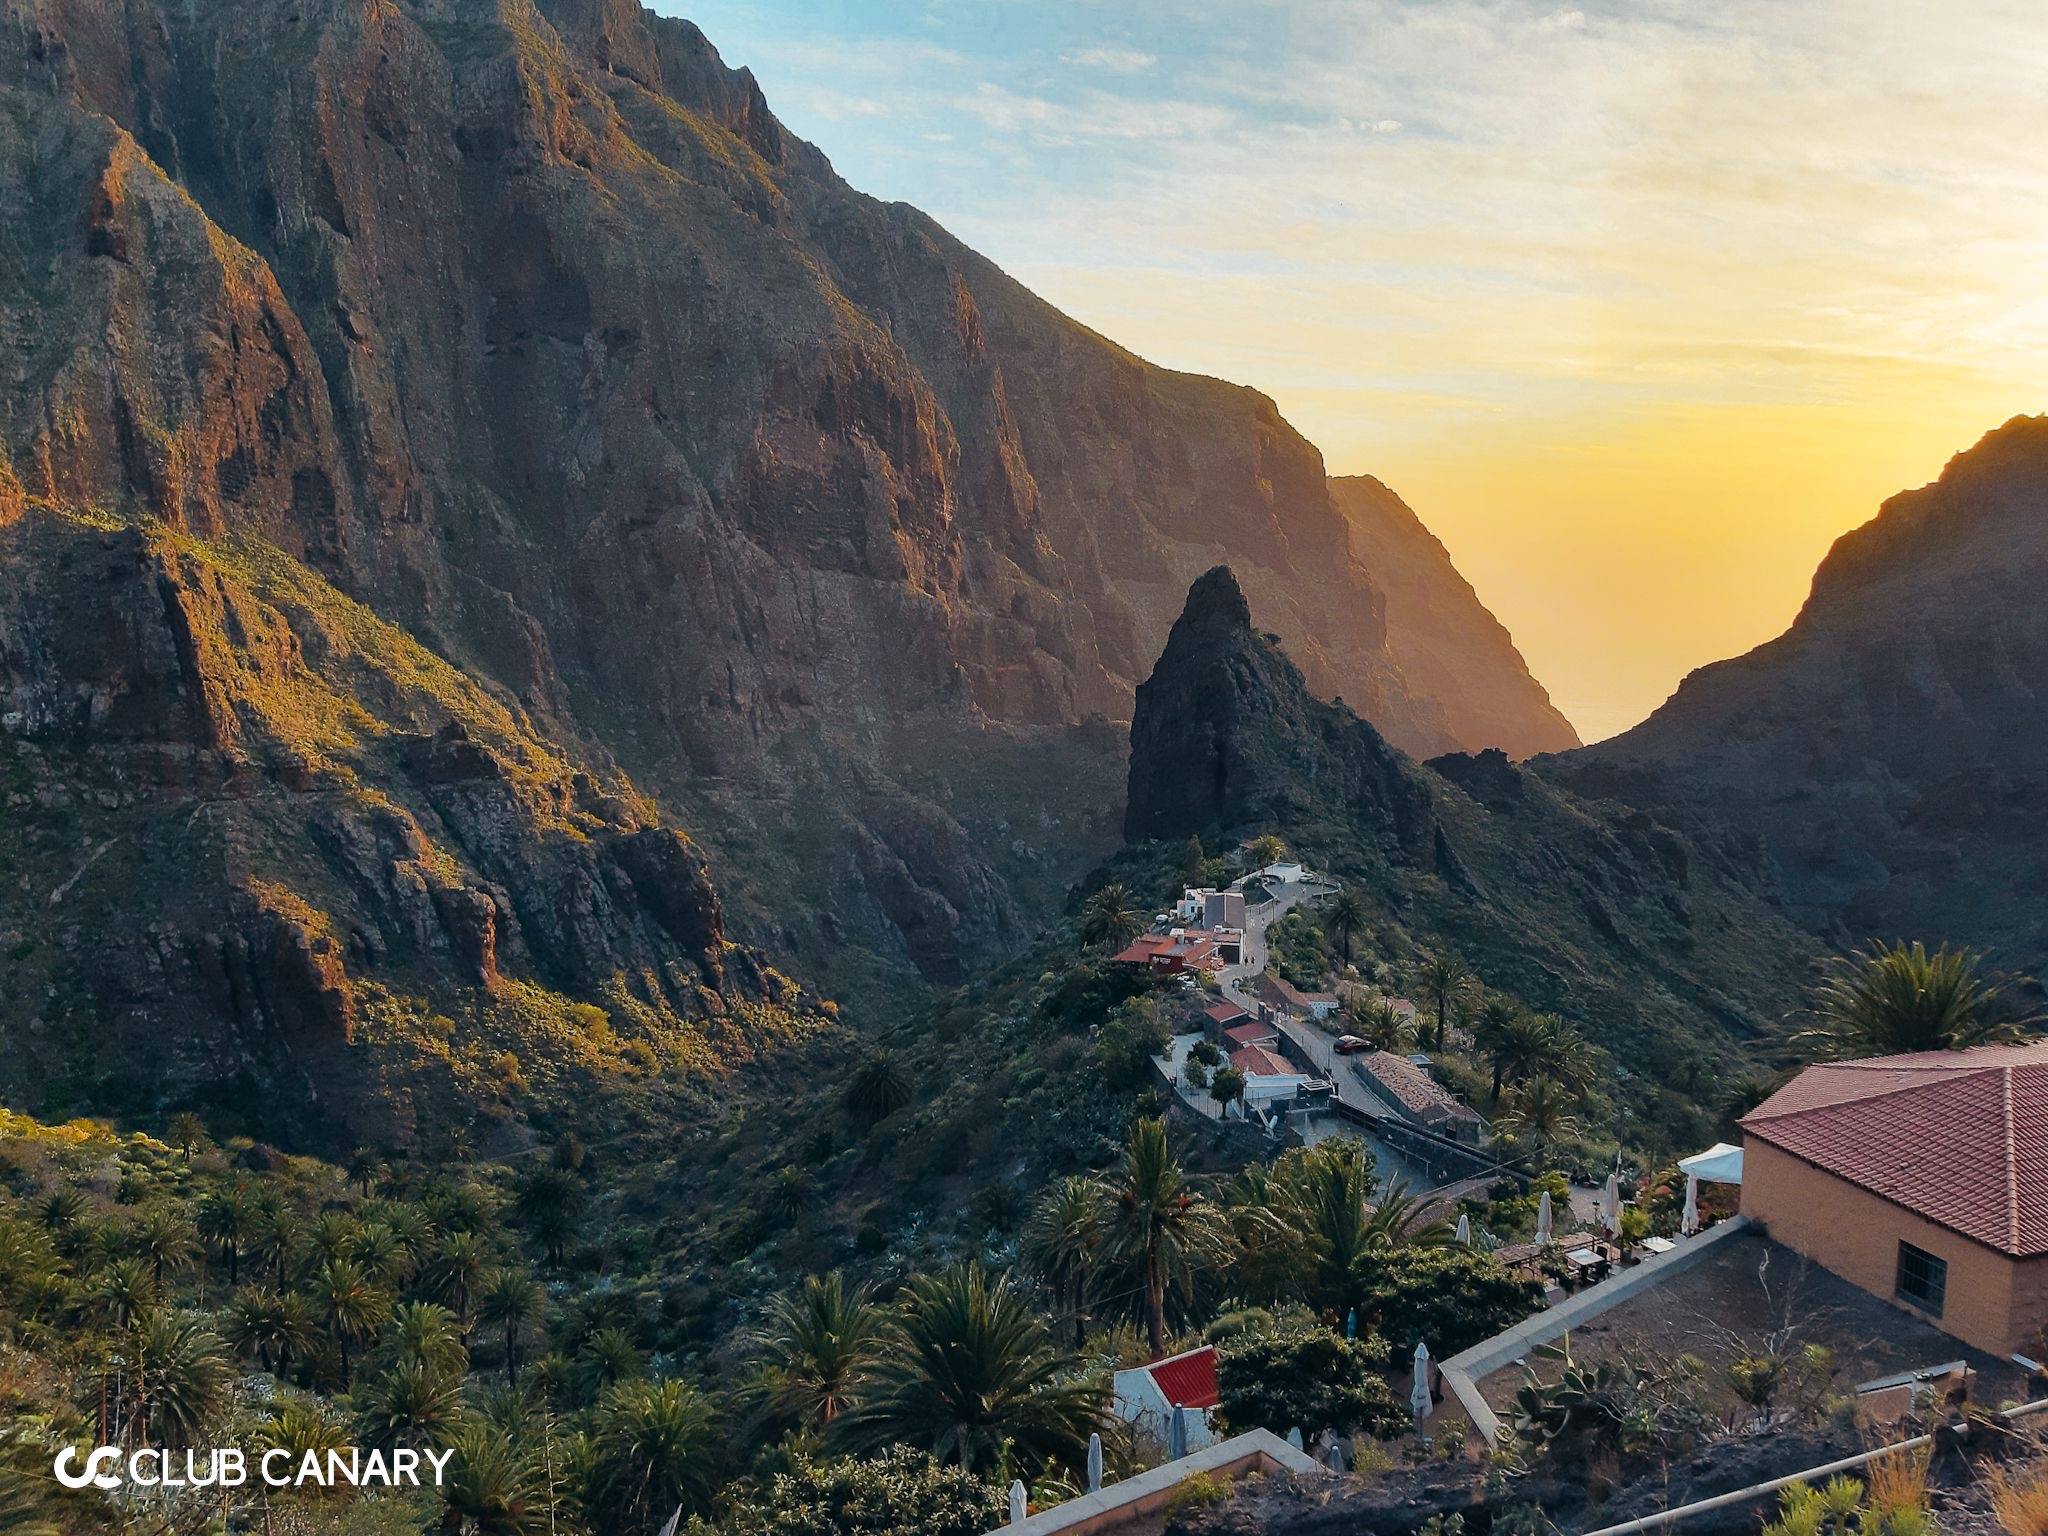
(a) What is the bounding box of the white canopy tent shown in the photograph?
[1678,1142,1744,1236]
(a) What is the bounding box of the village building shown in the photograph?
[1226,1043,1314,1111]
[1174,887,1249,931]
[1223,1021,1280,1050]
[1204,999,1252,1030]
[1351,1050,1486,1145]
[1739,1042,2048,1358]
[1250,971,1339,1021]
[1112,927,1242,974]
[1111,1344,1223,1455]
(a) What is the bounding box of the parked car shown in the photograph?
[1334,1035,1370,1054]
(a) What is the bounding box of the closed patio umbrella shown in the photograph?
[1535,1189,1554,1246]
[1410,1339,1434,1425]
[1455,1213,1472,1245]
[1681,1173,1701,1236]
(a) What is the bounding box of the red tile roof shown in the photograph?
[1111,936,1175,964]
[1357,1050,1476,1123]
[1228,1044,1299,1079]
[1224,1022,1276,1046]
[1205,1000,1251,1026]
[1742,1043,2048,1257]
[1146,1345,1220,1410]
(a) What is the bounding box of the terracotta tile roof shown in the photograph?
[1358,1050,1476,1124]
[1205,1000,1251,1026]
[1742,1042,2048,1257]
[1254,973,1337,1010]
[1146,1345,1220,1410]
[1112,936,1174,964]
[1228,1044,1300,1079]
[1224,1022,1276,1046]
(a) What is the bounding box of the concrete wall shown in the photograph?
[1741,1138,2048,1356]
[990,1430,1321,1536]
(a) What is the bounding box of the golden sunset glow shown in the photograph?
[693,0,2048,739]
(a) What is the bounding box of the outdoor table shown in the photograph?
[1641,1236,1676,1255]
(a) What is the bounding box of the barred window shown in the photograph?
[1895,1241,1947,1316]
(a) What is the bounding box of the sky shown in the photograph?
[668,0,2048,741]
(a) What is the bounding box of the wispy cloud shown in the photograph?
[670,0,2048,738]
[1062,45,1157,72]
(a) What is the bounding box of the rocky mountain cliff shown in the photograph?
[1552,416,2048,973]
[1330,476,1579,758]
[0,504,818,1147]
[0,0,1571,994]
[1126,567,1815,1083]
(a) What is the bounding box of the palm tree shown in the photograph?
[347,1147,387,1198]
[843,1052,912,1125]
[37,1188,85,1233]
[513,1167,582,1268]
[1099,1117,1231,1356]
[133,1205,197,1290]
[349,1222,413,1290]
[1793,941,2035,1060]
[1360,1179,1454,1249]
[832,1264,1106,1478]
[310,1258,389,1380]
[439,1423,548,1536]
[1471,996,1524,1103]
[130,1313,231,1447]
[574,1326,646,1403]
[1022,1176,1105,1349]
[753,1271,883,1427]
[1346,994,1411,1053]
[477,1269,545,1386]
[196,1184,255,1288]
[589,1379,719,1530]
[307,1212,356,1268]
[428,1232,487,1336]
[382,1203,438,1270]
[1414,951,1473,1050]
[380,1300,469,1380]
[1324,889,1368,962]
[1080,883,1142,951]
[166,1112,209,1164]
[250,1203,297,1287]
[360,1356,465,1450]
[1499,1075,1580,1158]
[1277,1138,1378,1310]
[93,1257,158,1330]
[225,1286,316,1374]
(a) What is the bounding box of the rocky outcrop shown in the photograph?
[1331,476,1580,757]
[1552,416,2048,972]
[1124,568,1818,1082]
[1126,566,1437,866]
[0,0,1567,989]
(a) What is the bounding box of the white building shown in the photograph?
[1111,1345,1222,1456]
